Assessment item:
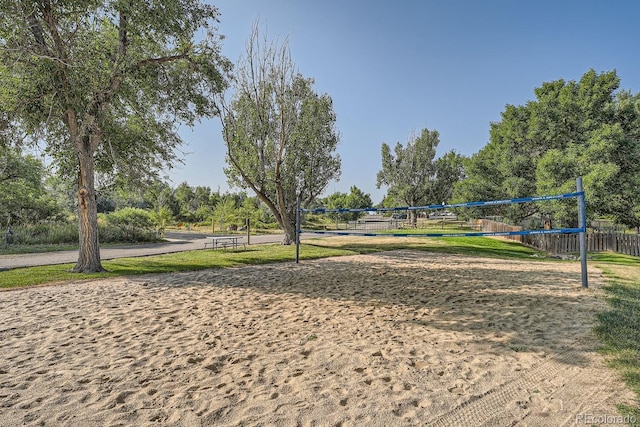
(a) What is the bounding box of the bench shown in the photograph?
[204,236,246,250]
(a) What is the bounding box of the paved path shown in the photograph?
[0,232,314,270]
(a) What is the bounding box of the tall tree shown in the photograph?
[219,24,341,244]
[0,146,60,225]
[0,0,230,271]
[456,69,640,228]
[143,180,178,217]
[376,128,462,225]
[322,186,373,222]
[174,182,196,222]
[433,150,466,205]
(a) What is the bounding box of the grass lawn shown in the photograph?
[0,243,355,289]
[308,235,544,260]
[0,243,79,255]
[591,252,640,419]
[0,236,544,289]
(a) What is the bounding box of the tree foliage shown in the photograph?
[0,0,230,271]
[322,186,373,222]
[455,69,640,228]
[103,207,154,231]
[376,128,465,224]
[0,146,61,225]
[220,24,341,244]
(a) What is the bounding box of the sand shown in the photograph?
[0,250,635,426]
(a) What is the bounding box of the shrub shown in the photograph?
[6,222,78,245]
[99,223,157,243]
[2,210,160,247]
[99,208,157,243]
[104,208,155,230]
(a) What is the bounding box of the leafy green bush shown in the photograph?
[149,207,174,228]
[6,222,78,245]
[99,208,157,243]
[99,223,157,243]
[3,210,160,247]
[104,208,155,230]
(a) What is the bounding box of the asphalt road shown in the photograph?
[0,232,313,271]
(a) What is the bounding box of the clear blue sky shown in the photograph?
[169,0,640,204]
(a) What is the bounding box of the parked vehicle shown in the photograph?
[391,213,407,219]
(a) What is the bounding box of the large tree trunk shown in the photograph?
[72,138,105,273]
[272,203,296,245]
[410,210,418,228]
[281,218,296,245]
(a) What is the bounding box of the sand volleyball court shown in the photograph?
[0,250,635,426]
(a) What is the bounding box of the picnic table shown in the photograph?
[204,236,245,250]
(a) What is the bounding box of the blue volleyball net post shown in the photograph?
[296,178,588,288]
[295,194,301,264]
[577,177,588,288]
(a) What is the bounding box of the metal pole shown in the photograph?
[577,177,588,288]
[246,218,250,245]
[295,195,301,264]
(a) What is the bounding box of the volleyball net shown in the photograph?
[295,178,588,287]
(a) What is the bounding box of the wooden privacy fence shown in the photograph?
[479,219,640,256]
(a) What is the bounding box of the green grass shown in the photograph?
[593,256,640,420]
[0,240,163,255]
[0,236,548,289]
[0,243,79,254]
[591,252,640,266]
[379,221,474,232]
[309,235,545,260]
[0,243,355,289]
[432,236,544,258]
